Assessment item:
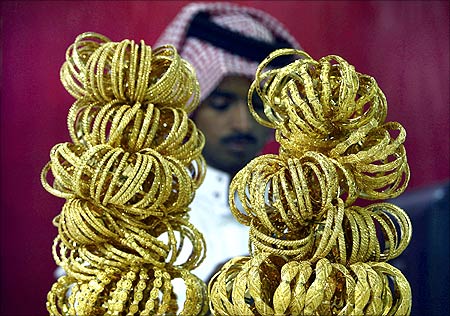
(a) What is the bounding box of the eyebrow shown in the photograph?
[210,90,238,99]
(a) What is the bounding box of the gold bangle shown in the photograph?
[210,48,412,315]
[45,32,207,315]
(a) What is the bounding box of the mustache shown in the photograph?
[221,133,257,145]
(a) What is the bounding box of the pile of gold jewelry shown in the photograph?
[208,49,412,315]
[41,32,209,315]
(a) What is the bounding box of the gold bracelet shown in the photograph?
[210,48,412,315]
[44,32,207,315]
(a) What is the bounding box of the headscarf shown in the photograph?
[155,2,302,101]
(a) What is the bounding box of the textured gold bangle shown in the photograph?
[67,99,205,166]
[210,256,411,315]
[45,141,198,213]
[44,32,207,315]
[210,48,412,315]
[61,34,199,112]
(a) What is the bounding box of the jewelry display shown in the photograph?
[42,32,208,315]
[209,49,412,315]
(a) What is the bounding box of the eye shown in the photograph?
[206,92,235,111]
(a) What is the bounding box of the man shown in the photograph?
[155,2,301,283]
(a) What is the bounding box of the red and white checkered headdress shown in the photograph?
[155,2,301,101]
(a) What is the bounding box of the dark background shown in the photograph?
[1,1,449,315]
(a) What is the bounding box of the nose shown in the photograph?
[229,101,252,132]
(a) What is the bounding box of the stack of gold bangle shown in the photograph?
[42,32,208,315]
[209,49,412,315]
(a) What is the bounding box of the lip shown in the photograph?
[225,139,255,154]
[227,142,248,152]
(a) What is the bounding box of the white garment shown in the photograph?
[188,165,250,281]
[171,165,250,308]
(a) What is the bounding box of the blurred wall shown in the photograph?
[1,1,448,315]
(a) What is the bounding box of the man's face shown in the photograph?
[193,76,271,176]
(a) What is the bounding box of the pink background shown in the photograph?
[1,1,449,315]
